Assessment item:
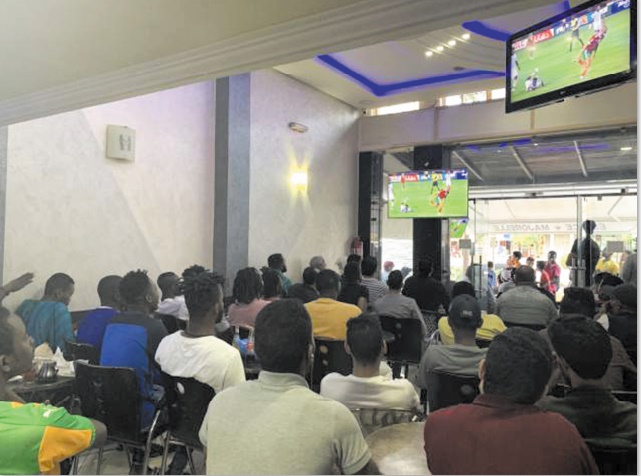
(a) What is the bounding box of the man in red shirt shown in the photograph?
[423,327,598,475]
[544,250,562,295]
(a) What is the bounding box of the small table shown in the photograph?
[366,422,430,475]
[8,376,76,408]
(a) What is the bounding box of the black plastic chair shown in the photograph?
[379,316,423,378]
[64,340,100,365]
[351,408,424,437]
[624,347,636,364]
[504,321,546,332]
[75,362,165,475]
[585,439,637,475]
[612,390,637,404]
[310,338,352,392]
[161,377,215,475]
[425,370,480,412]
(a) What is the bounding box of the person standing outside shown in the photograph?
[567,220,600,287]
[544,251,562,296]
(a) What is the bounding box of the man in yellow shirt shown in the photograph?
[596,250,620,276]
[438,282,506,345]
[305,270,361,340]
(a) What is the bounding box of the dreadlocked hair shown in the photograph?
[180,270,224,321]
[182,264,206,279]
[119,270,152,305]
[233,267,263,304]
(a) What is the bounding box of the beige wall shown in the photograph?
[248,70,360,281]
[4,82,215,310]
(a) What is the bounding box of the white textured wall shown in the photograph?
[4,82,215,310]
[249,70,360,281]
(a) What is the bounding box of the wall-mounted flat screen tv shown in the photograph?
[387,169,469,219]
[506,0,636,113]
[450,218,469,238]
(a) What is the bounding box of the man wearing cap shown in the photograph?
[418,295,486,387]
[380,261,394,284]
[607,283,637,350]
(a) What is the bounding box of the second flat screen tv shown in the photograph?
[387,169,469,219]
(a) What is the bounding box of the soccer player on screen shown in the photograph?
[526,34,536,60]
[430,172,441,193]
[387,180,395,206]
[444,172,452,194]
[400,199,413,213]
[577,29,606,79]
[569,18,584,52]
[400,173,406,190]
[510,52,520,91]
[436,188,448,214]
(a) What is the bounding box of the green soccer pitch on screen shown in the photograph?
[387,169,469,219]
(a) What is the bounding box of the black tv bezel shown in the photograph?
[505,0,637,114]
[386,168,469,220]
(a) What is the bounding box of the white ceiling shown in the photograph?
[275,1,579,108]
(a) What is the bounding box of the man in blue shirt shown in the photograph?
[76,275,122,353]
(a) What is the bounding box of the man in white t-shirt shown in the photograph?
[156,272,189,321]
[321,314,422,413]
[199,299,379,475]
[155,269,245,474]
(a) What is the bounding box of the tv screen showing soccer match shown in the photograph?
[387,169,469,219]
[506,0,636,113]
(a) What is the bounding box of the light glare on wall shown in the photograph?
[291,171,308,191]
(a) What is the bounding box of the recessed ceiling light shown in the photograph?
[620,146,633,151]
[425,51,433,57]
[436,45,444,52]
[448,40,457,46]
[533,142,539,146]
[462,33,471,40]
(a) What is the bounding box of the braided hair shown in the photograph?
[119,270,152,305]
[180,269,224,321]
[233,267,263,304]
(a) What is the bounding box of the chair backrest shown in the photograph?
[351,408,424,437]
[311,338,352,390]
[426,370,480,412]
[379,316,423,364]
[64,341,100,364]
[624,347,636,364]
[166,377,215,448]
[585,439,637,475]
[75,361,143,444]
[612,390,637,404]
[504,321,546,332]
[156,313,180,334]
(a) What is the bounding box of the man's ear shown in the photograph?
[344,341,352,356]
[381,340,387,357]
[478,358,486,380]
[0,354,12,374]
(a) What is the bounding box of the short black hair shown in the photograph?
[157,272,179,296]
[233,268,263,304]
[182,265,206,280]
[452,281,475,298]
[316,269,340,294]
[302,267,318,286]
[346,314,383,365]
[536,260,546,271]
[119,270,152,305]
[513,251,522,260]
[0,307,13,356]
[267,253,285,270]
[582,220,597,234]
[417,257,433,277]
[549,317,612,380]
[387,270,403,290]
[254,299,312,373]
[559,287,595,318]
[361,256,378,276]
[97,275,122,303]
[343,262,361,284]
[597,273,624,288]
[346,254,362,264]
[261,267,283,299]
[181,270,224,322]
[44,273,74,296]
[483,327,552,404]
[487,261,494,268]
[514,266,535,284]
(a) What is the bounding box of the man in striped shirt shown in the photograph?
[360,256,388,304]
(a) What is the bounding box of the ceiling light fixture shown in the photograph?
[620,146,633,151]
[425,51,433,57]
[462,33,471,40]
[448,40,457,46]
[436,45,444,52]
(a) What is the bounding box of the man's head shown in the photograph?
[481,327,553,404]
[611,283,637,312]
[0,307,34,380]
[452,281,476,299]
[386,270,404,291]
[182,264,206,280]
[526,257,535,268]
[302,267,318,287]
[487,261,494,270]
[261,267,283,300]
[316,269,341,299]
[343,262,361,284]
[512,251,522,262]
[268,253,287,273]
[417,257,433,278]
[309,256,326,271]
[559,287,595,318]
[233,268,264,304]
[157,272,179,300]
[383,261,394,273]
[548,251,557,263]
[44,273,75,306]
[254,299,313,375]
[346,254,362,265]
[97,275,122,308]
[601,249,612,260]
[514,266,536,286]
[181,270,224,325]
[582,220,597,234]
[536,260,546,272]
[361,256,378,278]
[448,294,482,335]
[548,317,612,383]
[119,270,159,313]
[346,314,384,366]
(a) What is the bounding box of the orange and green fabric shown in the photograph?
[0,401,95,475]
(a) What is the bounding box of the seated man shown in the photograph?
[320,314,422,413]
[438,281,506,345]
[402,257,449,313]
[360,256,388,303]
[495,266,558,328]
[100,270,167,430]
[373,270,427,343]
[538,317,636,443]
[199,299,379,475]
[155,269,245,475]
[287,267,320,304]
[76,275,121,352]
[305,270,361,340]
[17,273,75,353]
[156,272,189,322]
[419,295,487,387]
[424,328,598,475]
[0,307,106,475]
[607,283,637,350]
[267,253,292,293]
